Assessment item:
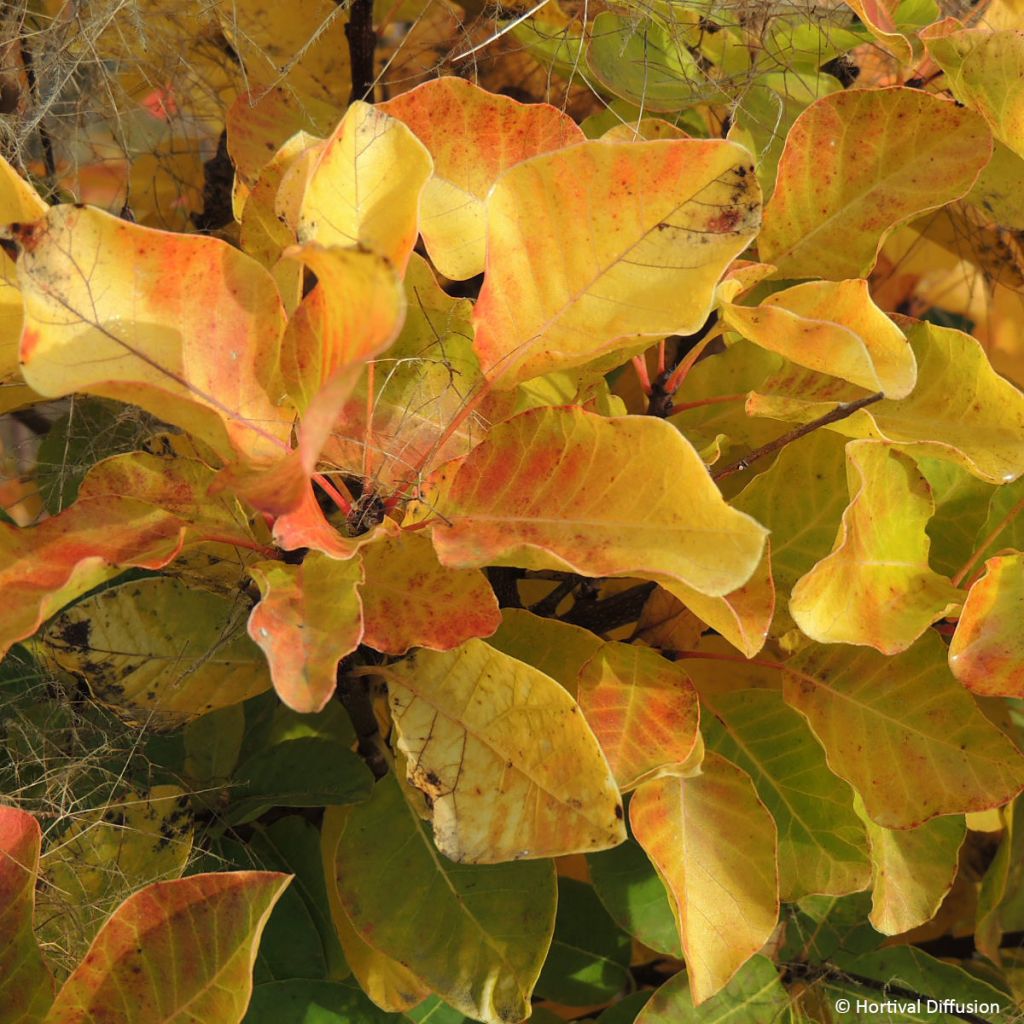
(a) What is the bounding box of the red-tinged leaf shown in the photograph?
[279,245,405,411]
[44,872,290,1024]
[784,631,1024,829]
[379,77,583,280]
[790,441,960,654]
[247,554,363,713]
[0,806,54,1024]
[949,554,1024,697]
[15,206,293,464]
[430,407,768,599]
[297,102,432,274]
[722,279,916,398]
[577,642,701,791]
[473,139,761,387]
[842,0,913,61]
[270,485,386,558]
[0,498,185,659]
[359,527,500,655]
[630,753,780,1004]
[759,89,991,279]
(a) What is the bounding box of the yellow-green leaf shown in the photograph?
[790,441,960,654]
[44,871,289,1024]
[949,554,1024,697]
[0,806,54,1024]
[699,686,871,901]
[759,89,991,279]
[379,77,582,280]
[297,101,432,273]
[784,631,1024,829]
[359,527,500,655]
[430,407,768,599]
[473,140,761,387]
[854,796,965,936]
[247,554,364,713]
[578,642,701,791]
[14,206,293,463]
[631,753,779,1004]
[722,279,916,398]
[330,773,556,1024]
[383,639,626,863]
[42,577,272,728]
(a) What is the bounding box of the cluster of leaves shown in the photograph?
[3,0,1024,1022]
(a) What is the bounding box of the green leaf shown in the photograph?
[595,991,654,1024]
[329,773,556,1024]
[245,979,399,1024]
[226,737,373,825]
[535,877,632,1006]
[780,892,882,964]
[634,955,788,1022]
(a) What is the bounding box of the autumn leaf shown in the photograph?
[0,806,54,1024]
[473,139,761,387]
[44,872,289,1024]
[247,554,364,713]
[784,631,1024,828]
[577,642,701,791]
[296,101,432,273]
[631,753,779,1004]
[14,205,293,464]
[759,89,990,279]
[789,441,960,654]
[380,77,583,280]
[382,639,626,863]
[329,773,556,1024]
[429,407,768,599]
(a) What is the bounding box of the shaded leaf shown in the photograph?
[631,753,779,1003]
[759,89,990,279]
[247,554,363,713]
[789,441,960,654]
[331,773,556,1024]
[784,631,1024,828]
[430,407,768,599]
[577,642,700,791]
[0,806,54,1024]
[244,979,396,1024]
[473,140,761,387]
[380,77,583,280]
[44,872,289,1024]
[384,640,626,863]
[949,554,1024,697]
[43,577,272,728]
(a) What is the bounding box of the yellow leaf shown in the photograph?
[630,753,779,1004]
[842,0,914,62]
[949,554,1024,697]
[380,76,583,280]
[359,527,500,655]
[784,631,1024,828]
[247,554,364,713]
[430,407,768,599]
[473,139,761,387]
[578,642,701,791]
[14,205,293,463]
[722,279,916,398]
[759,89,991,279]
[42,577,272,728]
[382,640,626,863]
[297,102,433,273]
[790,441,960,654]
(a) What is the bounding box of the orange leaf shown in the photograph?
[578,642,701,791]
[0,807,54,1024]
[473,139,760,387]
[380,77,583,280]
[949,554,1024,697]
[44,872,289,1024]
[247,553,363,712]
[631,753,779,1004]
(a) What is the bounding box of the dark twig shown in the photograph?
[336,659,390,779]
[646,312,719,418]
[561,582,656,635]
[486,567,523,608]
[711,392,884,482]
[529,576,580,618]
[18,38,56,190]
[344,0,377,104]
